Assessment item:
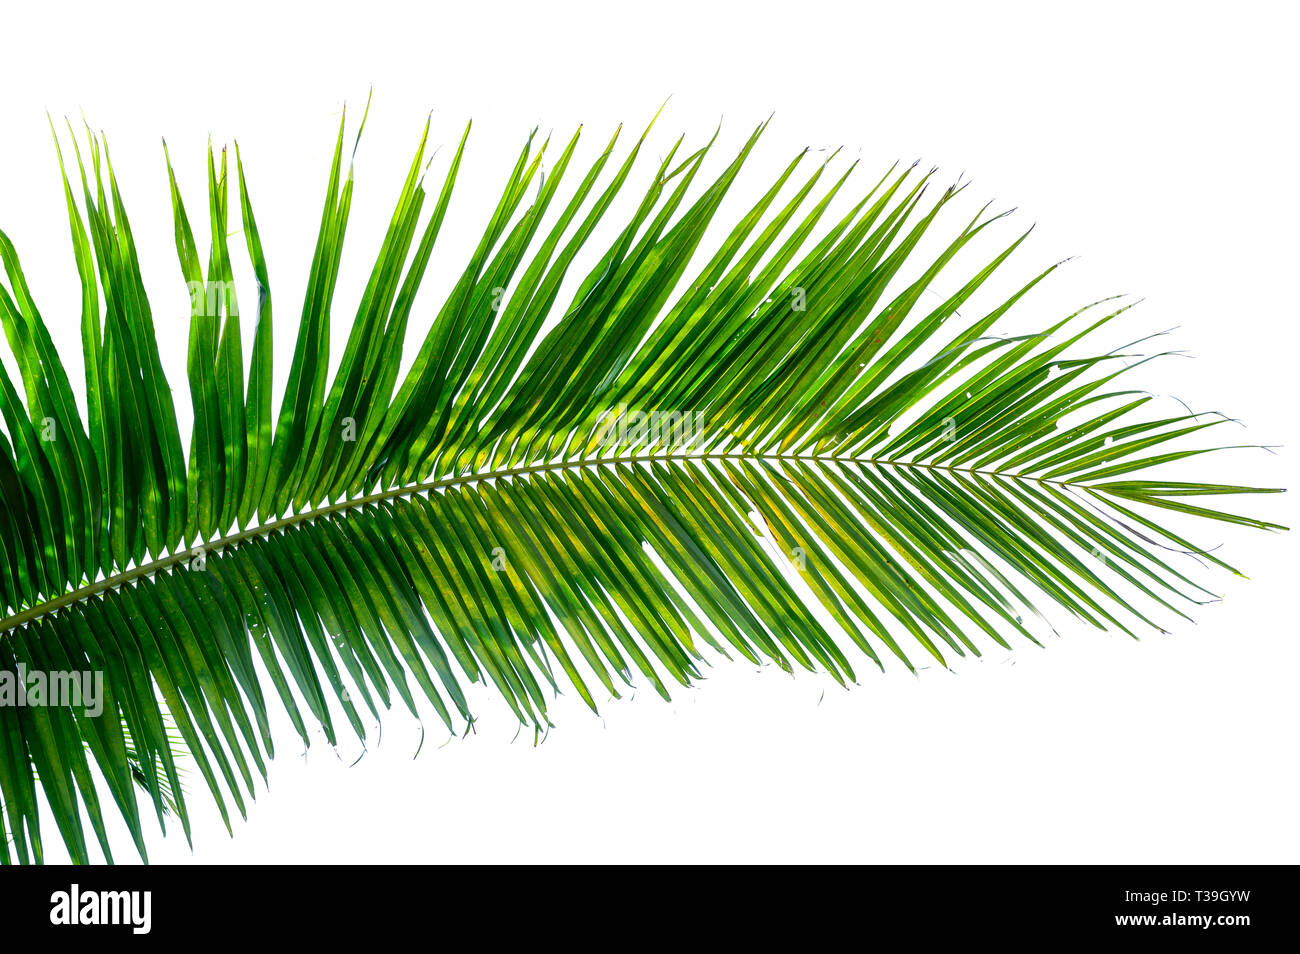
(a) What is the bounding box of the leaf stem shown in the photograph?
[0,451,1075,635]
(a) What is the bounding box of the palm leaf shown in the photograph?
[0,106,1284,864]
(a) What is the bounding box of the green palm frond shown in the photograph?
[0,104,1284,864]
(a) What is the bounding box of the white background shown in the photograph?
[1,0,1296,864]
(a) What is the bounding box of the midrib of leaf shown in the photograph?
[0,451,1084,636]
